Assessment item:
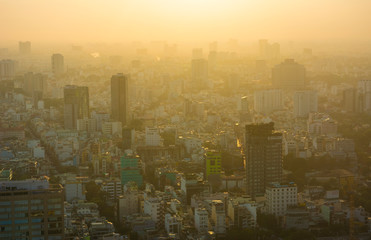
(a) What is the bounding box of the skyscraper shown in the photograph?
[191,59,208,89]
[51,53,64,76]
[63,85,89,129]
[272,59,306,90]
[19,41,31,54]
[245,122,282,198]
[0,178,65,239]
[111,73,129,126]
[293,90,318,118]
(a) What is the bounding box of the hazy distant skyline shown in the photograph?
[1,0,371,42]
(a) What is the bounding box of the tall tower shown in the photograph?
[111,73,129,126]
[63,85,89,129]
[245,122,282,198]
[272,59,306,90]
[191,59,208,89]
[51,53,64,76]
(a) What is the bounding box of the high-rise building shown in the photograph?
[63,85,89,129]
[0,59,16,80]
[191,59,208,89]
[342,88,360,113]
[211,200,226,235]
[358,80,371,113]
[293,90,318,118]
[23,72,47,99]
[239,96,249,112]
[111,73,129,126]
[266,182,297,216]
[0,178,64,239]
[145,127,162,146]
[254,89,283,114]
[51,53,64,76]
[272,59,306,90]
[19,41,31,54]
[259,39,280,60]
[120,153,143,187]
[204,150,222,180]
[245,122,283,198]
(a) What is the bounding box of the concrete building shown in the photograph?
[111,73,130,126]
[245,123,283,198]
[51,53,64,76]
[0,59,16,80]
[204,150,222,180]
[254,89,283,114]
[120,153,143,187]
[145,127,162,146]
[194,208,209,233]
[143,196,164,228]
[272,59,306,90]
[266,182,298,216]
[77,118,97,132]
[100,178,122,201]
[102,121,122,136]
[164,213,182,237]
[191,59,208,89]
[211,200,226,235]
[0,178,64,239]
[63,85,89,129]
[358,80,371,113]
[118,187,139,223]
[293,90,318,118]
[19,41,31,54]
[65,181,85,202]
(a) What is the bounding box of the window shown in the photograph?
[14,200,28,205]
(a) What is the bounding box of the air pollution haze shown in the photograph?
[1,0,371,42]
[1,1,371,240]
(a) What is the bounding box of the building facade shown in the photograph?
[245,123,283,198]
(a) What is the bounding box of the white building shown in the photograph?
[165,213,182,237]
[77,118,97,132]
[102,121,122,136]
[65,182,85,202]
[194,208,209,233]
[293,90,318,118]
[101,178,122,201]
[358,80,371,113]
[0,59,16,80]
[145,127,162,146]
[33,146,45,159]
[254,89,283,114]
[266,182,298,216]
[118,190,139,223]
[143,196,164,226]
[211,200,226,234]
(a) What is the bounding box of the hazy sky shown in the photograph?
[1,0,371,42]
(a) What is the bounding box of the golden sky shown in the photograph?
[1,0,370,42]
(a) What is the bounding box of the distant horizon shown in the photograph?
[2,0,371,43]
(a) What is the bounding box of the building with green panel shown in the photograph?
[120,153,143,187]
[204,150,222,179]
